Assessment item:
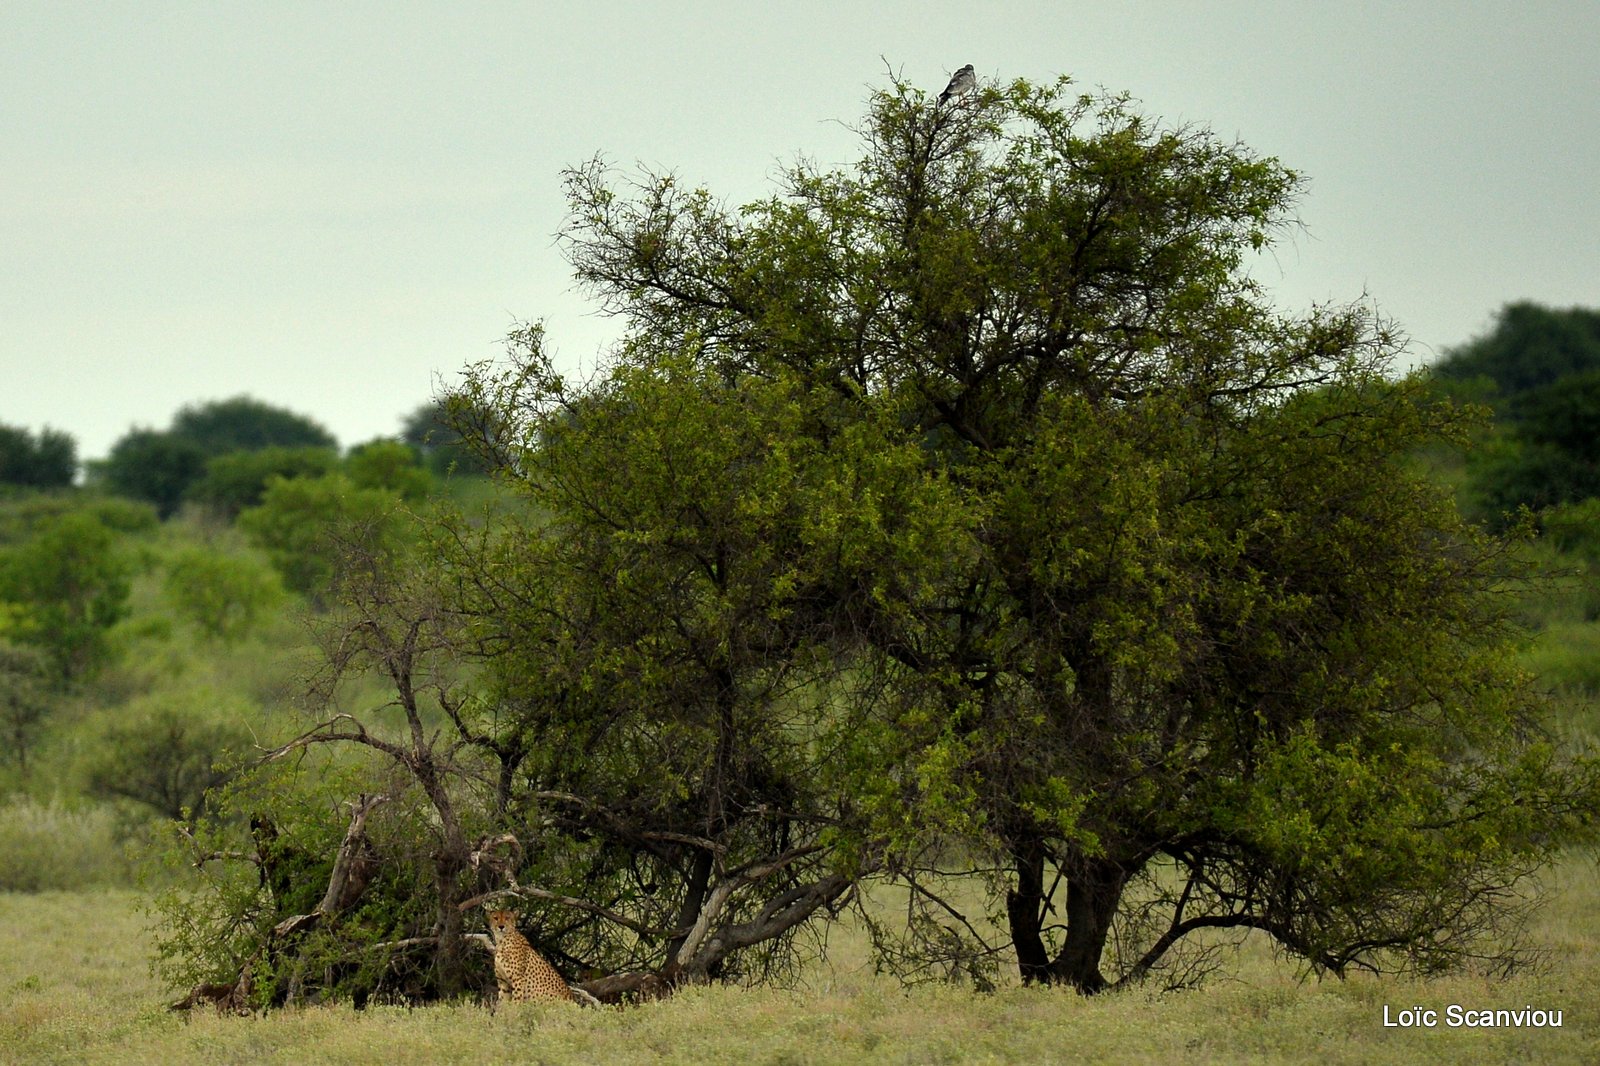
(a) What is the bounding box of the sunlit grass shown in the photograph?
[2,861,1596,1065]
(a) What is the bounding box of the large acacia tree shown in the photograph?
[531,73,1598,991]
[158,72,1598,1008]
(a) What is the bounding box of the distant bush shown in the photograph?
[97,430,210,519]
[0,511,131,681]
[0,642,52,774]
[83,700,253,821]
[170,396,337,455]
[401,398,497,476]
[345,439,432,501]
[187,447,339,518]
[0,797,137,891]
[1434,302,1600,399]
[1434,305,1600,519]
[164,549,283,644]
[238,474,412,600]
[0,423,76,489]
[1541,498,1600,560]
[0,492,157,545]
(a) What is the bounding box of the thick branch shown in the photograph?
[673,847,830,969]
[270,794,386,940]
[681,872,854,975]
[258,714,411,767]
[457,887,662,938]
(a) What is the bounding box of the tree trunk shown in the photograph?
[433,848,469,997]
[665,847,715,969]
[1005,837,1053,985]
[1051,855,1126,994]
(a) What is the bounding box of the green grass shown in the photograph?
[3,862,1597,1065]
[0,798,139,892]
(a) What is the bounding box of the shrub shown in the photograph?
[0,492,156,546]
[237,474,412,600]
[0,641,51,773]
[164,548,283,644]
[83,697,253,820]
[187,446,339,518]
[344,440,432,501]
[0,423,76,489]
[97,430,209,519]
[0,511,131,681]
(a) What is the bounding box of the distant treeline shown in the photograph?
[0,394,492,513]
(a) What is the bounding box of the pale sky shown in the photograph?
[5,1,1597,461]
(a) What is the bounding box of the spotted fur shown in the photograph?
[486,908,574,1003]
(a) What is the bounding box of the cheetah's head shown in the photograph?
[485,907,517,940]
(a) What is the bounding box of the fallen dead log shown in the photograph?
[572,970,675,1004]
[168,965,252,1016]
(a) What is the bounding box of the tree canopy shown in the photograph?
[0,511,129,681]
[0,423,76,489]
[1431,304,1600,517]
[400,400,496,476]
[170,396,338,455]
[98,397,340,518]
[522,74,1598,991]
[98,430,209,519]
[1434,302,1600,399]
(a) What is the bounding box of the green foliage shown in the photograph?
[152,753,492,1009]
[82,694,253,820]
[0,491,158,545]
[170,395,338,455]
[400,398,496,476]
[98,398,340,519]
[0,423,76,488]
[1435,302,1600,399]
[163,548,283,644]
[1470,371,1600,513]
[344,439,432,501]
[1433,305,1600,519]
[541,72,1600,990]
[446,343,871,983]
[187,446,339,518]
[237,474,412,599]
[97,429,208,519]
[0,641,51,774]
[1541,498,1600,563]
[0,511,131,680]
[149,71,1600,1009]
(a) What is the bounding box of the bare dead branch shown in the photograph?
[269,794,386,941]
[257,714,411,766]
[457,887,662,938]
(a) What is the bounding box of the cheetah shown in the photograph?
[486,907,575,1003]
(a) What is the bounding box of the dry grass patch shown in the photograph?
[2,865,1597,1064]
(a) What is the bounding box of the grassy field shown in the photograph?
[2,859,1596,1066]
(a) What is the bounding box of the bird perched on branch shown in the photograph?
[938,64,976,105]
